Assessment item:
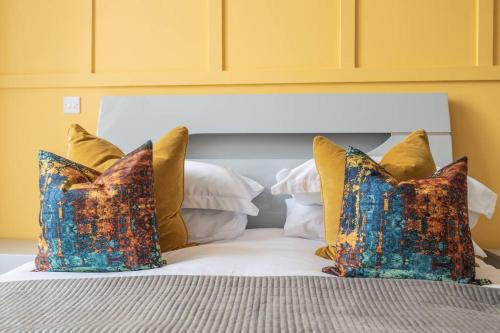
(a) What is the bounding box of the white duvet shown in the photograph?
[0,229,330,282]
[2,228,499,288]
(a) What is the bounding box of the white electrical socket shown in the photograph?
[63,96,80,114]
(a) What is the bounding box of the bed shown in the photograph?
[1,93,499,332]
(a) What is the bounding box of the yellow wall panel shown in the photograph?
[224,0,340,70]
[0,0,89,74]
[94,0,207,72]
[495,0,500,65]
[356,0,476,68]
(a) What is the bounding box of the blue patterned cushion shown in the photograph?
[35,142,163,272]
[327,147,476,283]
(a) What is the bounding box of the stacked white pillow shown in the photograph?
[273,158,497,258]
[182,161,264,244]
[181,209,248,244]
[284,199,323,240]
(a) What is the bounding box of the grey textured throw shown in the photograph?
[1,275,500,332]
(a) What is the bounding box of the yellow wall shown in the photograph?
[1,0,500,248]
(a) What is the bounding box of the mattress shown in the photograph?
[2,228,500,288]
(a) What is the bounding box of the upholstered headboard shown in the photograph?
[98,93,451,228]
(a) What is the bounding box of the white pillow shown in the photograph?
[467,176,497,224]
[273,159,321,195]
[292,192,322,206]
[183,161,264,216]
[182,208,247,244]
[284,199,323,241]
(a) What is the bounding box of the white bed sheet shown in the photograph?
[2,228,499,288]
[0,229,330,282]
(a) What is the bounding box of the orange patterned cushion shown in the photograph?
[36,142,162,272]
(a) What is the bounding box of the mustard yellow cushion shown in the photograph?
[67,124,189,252]
[314,129,436,259]
[380,129,437,181]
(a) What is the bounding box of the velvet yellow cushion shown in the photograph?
[314,129,436,259]
[67,124,189,252]
[379,129,437,181]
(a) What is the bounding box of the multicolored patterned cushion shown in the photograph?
[329,147,475,283]
[314,130,437,260]
[35,141,163,272]
[67,124,189,252]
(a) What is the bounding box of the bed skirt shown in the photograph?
[1,275,500,332]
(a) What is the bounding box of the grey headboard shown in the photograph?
[98,93,451,228]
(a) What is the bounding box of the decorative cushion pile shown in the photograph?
[67,124,189,252]
[329,147,475,283]
[313,129,437,259]
[36,142,163,272]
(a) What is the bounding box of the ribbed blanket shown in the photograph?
[1,275,499,332]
